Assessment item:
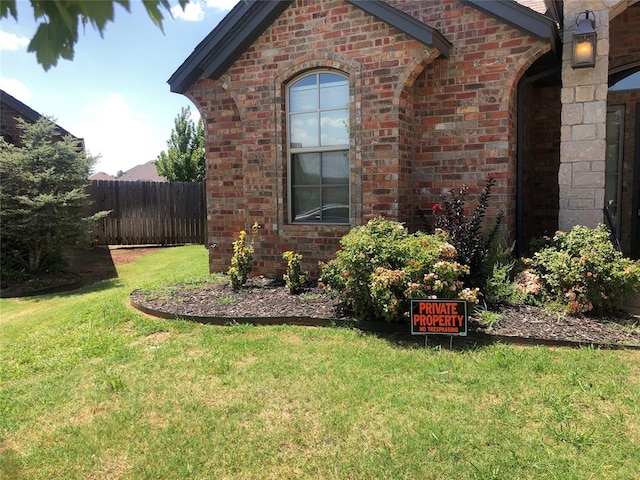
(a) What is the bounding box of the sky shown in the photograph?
[0,0,236,176]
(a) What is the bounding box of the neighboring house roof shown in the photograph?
[169,0,560,95]
[0,89,85,149]
[90,171,116,181]
[116,160,166,182]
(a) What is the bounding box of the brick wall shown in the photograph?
[609,6,640,73]
[188,0,550,277]
[404,0,548,235]
[0,103,24,145]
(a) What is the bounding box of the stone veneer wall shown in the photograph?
[559,1,628,231]
[560,1,639,245]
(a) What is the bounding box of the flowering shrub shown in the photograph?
[320,218,478,322]
[228,222,260,290]
[283,250,307,294]
[529,224,640,314]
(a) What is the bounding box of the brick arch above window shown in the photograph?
[276,52,361,87]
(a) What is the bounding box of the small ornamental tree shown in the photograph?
[228,222,260,290]
[0,117,105,275]
[433,176,503,286]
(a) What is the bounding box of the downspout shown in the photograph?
[516,66,560,256]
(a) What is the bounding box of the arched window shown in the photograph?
[287,71,349,223]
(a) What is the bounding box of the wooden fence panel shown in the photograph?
[86,180,206,245]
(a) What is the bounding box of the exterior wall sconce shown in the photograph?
[571,10,597,69]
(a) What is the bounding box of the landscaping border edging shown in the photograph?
[129,295,640,350]
[0,274,82,298]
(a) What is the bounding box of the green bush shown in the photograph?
[228,222,260,290]
[529,224,640,314]
[480,244,540,307]
[0,117,107,275]
[320,218,478,322]
[282,250,307,294]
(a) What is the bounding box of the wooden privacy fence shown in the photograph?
[86,180,206,246]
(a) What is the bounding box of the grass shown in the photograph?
[1,245,639,479]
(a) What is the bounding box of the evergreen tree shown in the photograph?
[156,106,205,182]
[0,117,105,274]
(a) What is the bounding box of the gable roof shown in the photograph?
[168,0,293,94]
[168,0,453,94]
[169,0,560,96]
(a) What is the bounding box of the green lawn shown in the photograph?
[1,246,639,479]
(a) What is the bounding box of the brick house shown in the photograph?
[0,89,85,150]
[169,0,640,277]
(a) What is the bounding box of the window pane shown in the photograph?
[293,187,321,222]
[320,73,348,109]
[290,112,318,148]
[293,153,320,185]
[322,151,348,184]
[322,187,349,222]
[320,109,348,146]
[289,75,317,112]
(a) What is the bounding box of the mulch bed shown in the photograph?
[5,246,639,349]
[130,277,640,349]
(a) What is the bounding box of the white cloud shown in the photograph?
[0,30,29,51]
[170,0,235,22]
[68,93,166,175]
[171,1,205,21]
[0,77,33,101]
[205,0,238,12]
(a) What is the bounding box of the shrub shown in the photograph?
[0,117,107,275]
[433,176,504,286]
[283,250,307,294]
[228,222,260,290]
[529,224,640,314]
[320,218,478,322]
[481,244,540,307]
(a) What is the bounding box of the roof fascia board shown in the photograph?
[346,0,452,57]
[462,0,559,49]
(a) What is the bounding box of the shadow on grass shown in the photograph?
[1,246,120,300]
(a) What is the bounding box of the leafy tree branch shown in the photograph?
[0,0,187,70]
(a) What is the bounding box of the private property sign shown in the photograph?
[410,299,468,336]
